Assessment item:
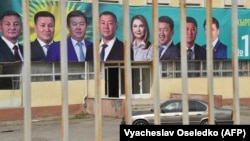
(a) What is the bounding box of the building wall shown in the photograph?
[1,77,249,108]
[159,77,250,100]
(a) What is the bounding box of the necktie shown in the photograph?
[13,45,21,61]
[44,44,49,55]
[159,47,164,58]
[187,49,193,60]
[44,44,49,49]
[77,42,85,62]
[100,44,108,61]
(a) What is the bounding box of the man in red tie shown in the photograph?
[0,10,23,62]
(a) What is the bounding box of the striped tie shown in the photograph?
[159,47,164,58]
[77,42,85,62]
[187,49,193,60]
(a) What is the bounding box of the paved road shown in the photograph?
[0,106,249,141]
[0,116,120,141]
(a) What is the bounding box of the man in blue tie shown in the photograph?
[31,11,55,61]
[98,11,125,61]
[46,10,93,62]
[158,16,180,60]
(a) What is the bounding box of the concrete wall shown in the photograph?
[159,77,250,100]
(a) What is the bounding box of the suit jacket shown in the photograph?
[31,39,47,61]
[30,39,46,61]
[0,37,23,62]
[160,42,180,60]
[106,38,124,61]
[176,42,206,60]
[201,40,227,60]
[46,37,93,62]
[87,38,133,61]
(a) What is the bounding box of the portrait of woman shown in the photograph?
[130,15,153,61]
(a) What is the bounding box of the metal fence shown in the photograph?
[17,0,241,141]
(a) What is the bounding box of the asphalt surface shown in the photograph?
[0,115,120,141]
[0,106,250,141]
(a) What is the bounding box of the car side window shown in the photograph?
[195,101,206,111]
[163,101,181,112]
[189,101,207,111]
[189,101,196,111]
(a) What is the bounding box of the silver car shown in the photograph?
[121,99,233,125]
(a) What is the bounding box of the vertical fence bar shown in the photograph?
[92,0,102,140]
[59,0,69,140]
[180,0,189,124]
[22,0,31,140]
[123,0,132,125]
[152,0,160,125]
[205,0,215,124]
[231,0,240,124]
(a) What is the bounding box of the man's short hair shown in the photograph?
[0,10,22,24]
[67,10,88,26]
[99,11,117,23]
[159,16,174,30]
[186,16,197,28]
[203,17,219,29]
[34,11,55,24]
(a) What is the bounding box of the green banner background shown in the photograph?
[1,1,250,60]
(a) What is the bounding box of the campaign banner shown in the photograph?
[1,0,250,60]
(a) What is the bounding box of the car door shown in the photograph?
[188,100,207,124]
[161,101,182,124]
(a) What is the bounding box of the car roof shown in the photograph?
[161,98,208,105]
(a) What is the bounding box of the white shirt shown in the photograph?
[1,36,23,61]
[213,38,218,48]
[132,40,153,61]
[71,38,86,61]
[160,40,173,58]
[99,36,116,61]
[37,38,53,56]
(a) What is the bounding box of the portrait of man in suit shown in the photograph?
[0,10,23,62]
[0,10,23,89]
[176,16,206,60]
[158,16,180,60]
[31,11,55,61]
[98,11,124,61]
[202,17,227,60]
[46,10,93,62]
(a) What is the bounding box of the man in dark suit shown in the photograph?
[98,11,124,61]
[31,11,55,61]
[0,10,23,89]
[202,17,227,60]
[158,16,180,60]
[0,10,23,62]
[176,16,206,60]
[46,10,93,62]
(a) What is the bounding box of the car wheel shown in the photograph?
[133,120,149,125]
[200,119,208,125]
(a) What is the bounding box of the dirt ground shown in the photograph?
[0,106,249,141]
